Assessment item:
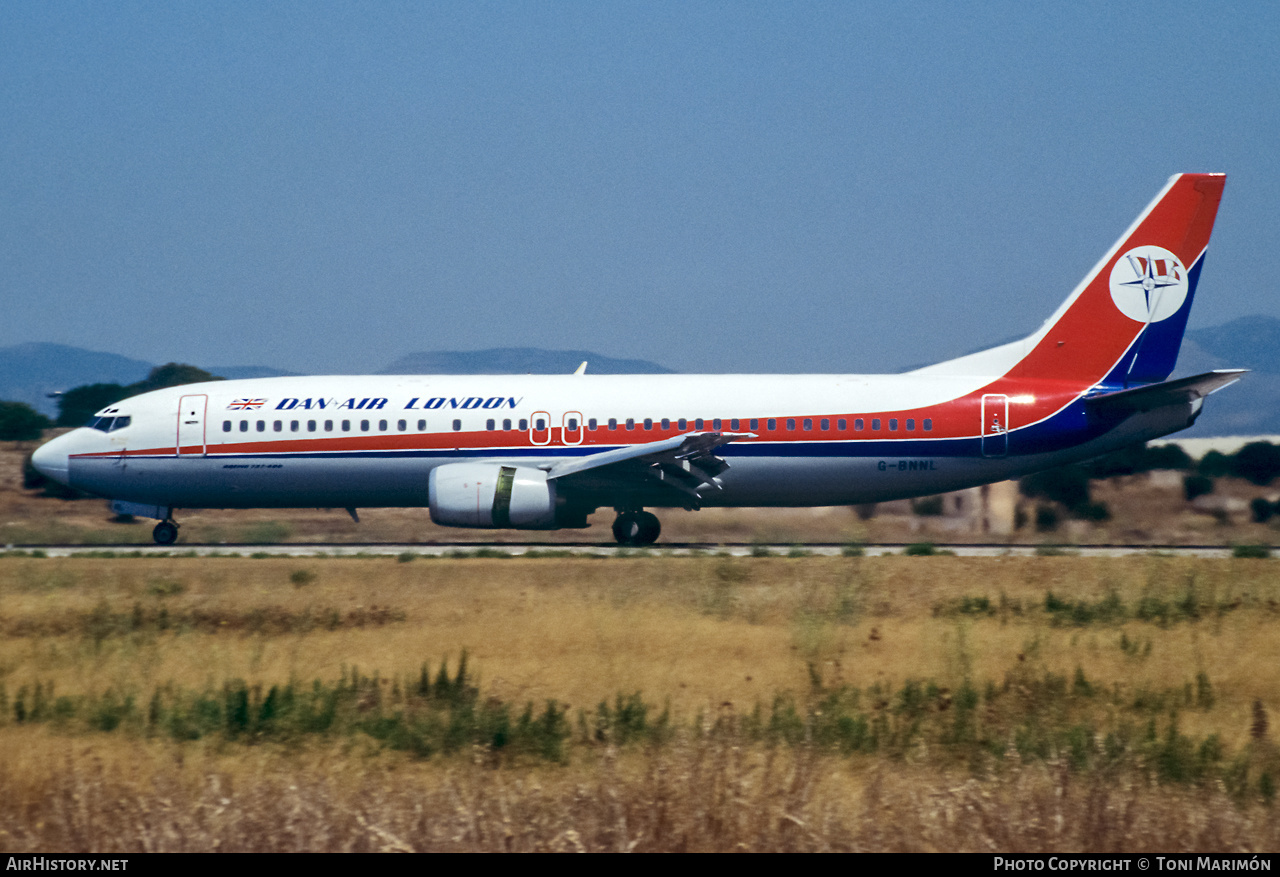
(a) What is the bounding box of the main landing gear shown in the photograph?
[152,520,179,545]
[612,510,661,546]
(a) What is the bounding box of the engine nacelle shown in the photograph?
[428,463,558,529]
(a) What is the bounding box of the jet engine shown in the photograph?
[428,463,558,529]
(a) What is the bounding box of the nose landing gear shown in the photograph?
[612,510,661,546]
[152,520,179,545]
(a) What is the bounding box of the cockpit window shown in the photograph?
[85,415,130,432]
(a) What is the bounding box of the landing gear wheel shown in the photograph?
[152,521,179,545]
[612,511,661,546]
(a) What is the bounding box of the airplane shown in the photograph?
[32,173,1242,547]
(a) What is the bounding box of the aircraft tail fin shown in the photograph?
[914,174,1226,387]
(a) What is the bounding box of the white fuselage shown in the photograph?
[39,372,1193,515]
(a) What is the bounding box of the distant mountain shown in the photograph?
[1172,316,1280,437]
[0,345,299,417]
[206,365,301,381]
[378,348,674,375]
[0,343,155,416]
[1182,317,1280,375]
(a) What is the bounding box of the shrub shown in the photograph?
[1035,504,1060,532]
[1071,501,1111,522]
[1231,543,1271,559]
[1088,443,1192,477]
[1231,442,1280,486]
[1198,450,1232,478]
[1020,466,1091,510]
[0,401,52,441]
[911,496,944,516]
[1250,498,1275,524]
[1183,474,1214,501]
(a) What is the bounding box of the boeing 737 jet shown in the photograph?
[32,174,1241,546]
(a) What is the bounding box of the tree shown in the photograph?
[1230,442,1280,486]
[0,401,52,441]
[131,363,220,394]
[55,364,222,427]
[55,383,131,427]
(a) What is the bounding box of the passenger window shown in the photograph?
[291,421,299,432]
[695,418,704,430]
[273,421,282,432]
[678,418,687,430]
[568,418,578,431]
[787,419,796,431]
[341,420,350,432]
[535,417,545,430]
[486,419,495,431]
[750,419,759,430]
[240,421,248,432]
[223,421,232,433]
[643,418,653,430]
[767,419,777,431]
[418,420,427,431]
[608,418,617,430]
[803,418,812,431]
[379,420,387,431]
[889,419,898,431]
[588,418,597,430]
[906,418,915,431]
[503,419,512,431]
[731,419,740,430]
[256,421,265,432]
[308,420,317,432]
[713,418,722,430]
[519,419,528,430]
[360,420,369,432]
[398,420,406,431]
[324,420,333,432]
[871,419,880,431]
[855,419,864,431]
[453,419,462,431]
[661,418,670,430]
[820,419,829,431]
[625,419,634,431]
[924,418,933,431]
[838,419,847,430]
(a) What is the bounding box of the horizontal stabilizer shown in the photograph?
[1085,369,1246,415]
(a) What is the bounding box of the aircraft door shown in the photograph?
[530,411,551,446]
[981,394,1008,457]
[562,411,583,445]
[177,395,208,457]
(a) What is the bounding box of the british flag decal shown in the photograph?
[227,398,266,410]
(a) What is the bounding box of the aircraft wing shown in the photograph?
[547,431,755,507]
[1086,369,1247,415]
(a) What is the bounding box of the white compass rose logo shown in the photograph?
[1108,245,1189,323]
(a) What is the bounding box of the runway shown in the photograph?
[8,542,1258,558]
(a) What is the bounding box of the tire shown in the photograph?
[152,521,178,545]
[612,512,639,545]
[634,511,661,546]
[612,511,661,546]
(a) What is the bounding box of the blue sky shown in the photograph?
[2,2,1277,374]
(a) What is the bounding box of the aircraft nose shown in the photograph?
[31,435,71,485]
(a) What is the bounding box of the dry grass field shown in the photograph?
[0,553,1278,851]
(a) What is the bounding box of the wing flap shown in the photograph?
[548,431,755,507]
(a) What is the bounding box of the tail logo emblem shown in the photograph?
[1109,246,1189,323]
